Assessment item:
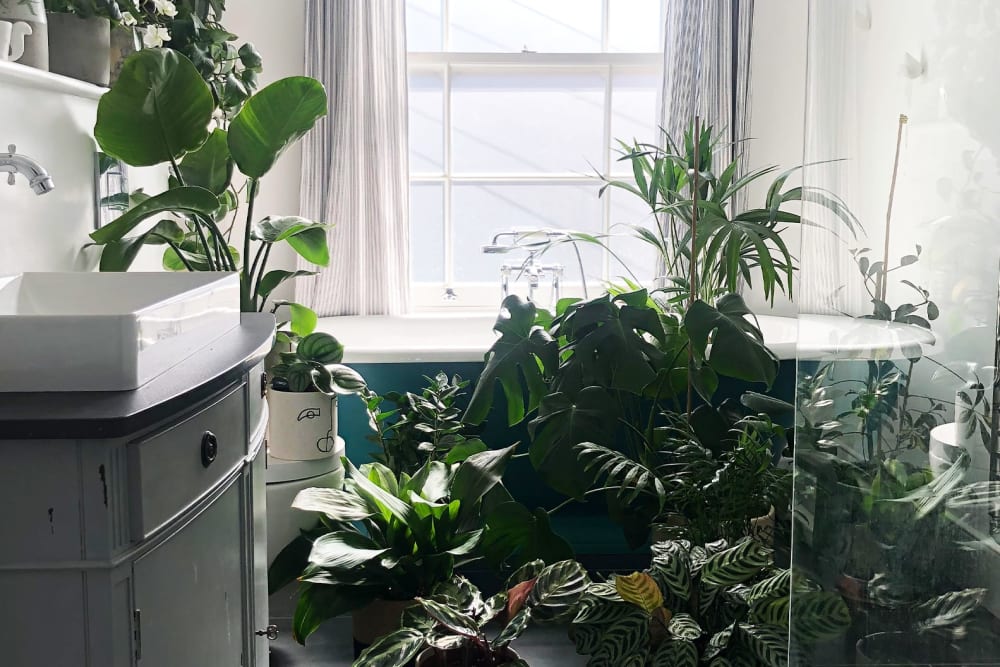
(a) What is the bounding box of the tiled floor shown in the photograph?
[267,617,587,666]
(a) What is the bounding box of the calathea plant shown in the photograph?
[89,48,326,329]
[357,560,590,667]
[570,539,850,666]
[268,446,518,643]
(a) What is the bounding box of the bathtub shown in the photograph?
[318,312,801,363]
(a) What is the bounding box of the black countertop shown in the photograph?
[0,314,275,440]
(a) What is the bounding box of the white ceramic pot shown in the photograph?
[266,389,339,461]
[0,0,46,70]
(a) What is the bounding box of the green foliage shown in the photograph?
[268,332,365,396]
[91,48,329,319]
[276,450,517,644]
[571,539,850,667]
[355,561,590,667]
[367,373,487,476]
[598,123,858,305]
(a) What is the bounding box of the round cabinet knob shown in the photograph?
[201,431,218,468]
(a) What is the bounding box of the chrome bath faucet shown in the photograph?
[1,144,54,195]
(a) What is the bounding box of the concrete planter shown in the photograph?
[0,0,46,69]
[266,389,338,461]
[47,13,109,86]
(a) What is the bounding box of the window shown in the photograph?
[406,0,665,309]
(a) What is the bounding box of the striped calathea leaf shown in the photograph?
[571,539,848,667]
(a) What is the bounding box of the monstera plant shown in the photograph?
[89,48,327,331]
[463,289,781,547]
[570,539,850,666]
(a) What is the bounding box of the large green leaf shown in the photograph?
[90,187,220,245]
[228,76,328,178]
[353,629,427,667]
[464,295,558,426]
[527,387,617,499]
[482,501,574,570]
[178,128,233,194]
[651,638,698,667]
[251,216,331,266]
[739,623,788,667]
[97,219,184,271]
[95,48,215,167]
[553,292,665,397]
[527,560,590,622]
[292,582,379,644]
[308,531,389,570]
[700,539,772,588]
[685,295,779,389]
[257,269,316,302]
[291,487,374,522]
[586,613,650,665]
[449,443,516,524]
[418,598,481,638]
[787,591,851,643]
[649,541,692,601]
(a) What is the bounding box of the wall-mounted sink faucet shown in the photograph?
[483,228,588,305]
[1,144,54,195]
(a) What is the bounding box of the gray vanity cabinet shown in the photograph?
[0,315,274,667]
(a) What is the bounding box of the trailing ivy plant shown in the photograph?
[356,560,590,667]
[88,48,327,330]
[570,539,851,667]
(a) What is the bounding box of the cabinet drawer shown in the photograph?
[129,385,246,538]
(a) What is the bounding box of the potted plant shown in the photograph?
[88,47,327,333]
[366,372,488,476]
[570,538,851,666]
[43,0,121,85]
[268,445,519,652]
[356,559,590,667]
[0,0,46,70]
[266,331,366,461]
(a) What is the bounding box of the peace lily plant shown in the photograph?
[88,48,325,332]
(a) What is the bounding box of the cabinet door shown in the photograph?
[133,482,245,667]
[249,447,270,665]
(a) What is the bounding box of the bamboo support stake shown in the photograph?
[878,114,908,303]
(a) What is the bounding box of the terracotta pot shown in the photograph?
[352,598,417,647]
[266,389,338,461]
[46,13,109,86]
[415,645,520,667]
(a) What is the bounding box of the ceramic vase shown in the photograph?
[266,389,339,461]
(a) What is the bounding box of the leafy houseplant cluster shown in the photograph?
[570,538,850,666]
[88,48,327,330]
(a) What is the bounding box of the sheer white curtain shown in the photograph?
[298,0,411,316]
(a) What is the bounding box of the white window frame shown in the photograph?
[408,5,665,311]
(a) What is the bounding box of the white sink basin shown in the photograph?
[0,272,240,392]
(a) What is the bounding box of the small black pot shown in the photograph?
[415,645,520,667]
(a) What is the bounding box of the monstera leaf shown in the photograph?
[95,48,215,166]
[464,295,558,426]
[553,290,666,397]
[684,294,779,388]
[528,387,618,498]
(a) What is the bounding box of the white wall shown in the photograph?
[744,0,808,317]
[222,0,307,303]
[0,63,105,273]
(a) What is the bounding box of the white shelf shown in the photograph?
[0,60,105,100]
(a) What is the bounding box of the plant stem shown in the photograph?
[252,243,273,311]
[242,178,259,310]
[193,217,217,271]
[877,114,907,303]
[686,115,701,419]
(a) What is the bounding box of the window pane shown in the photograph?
[406,0,443,52]
[610,70,661,174]
[409,71,445,173]
[608,0,663,53]
[449,0,603,53]
[410,183,445,282]
[452,182,604,283]
[608,189,660,284]
[452,70,606,174]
